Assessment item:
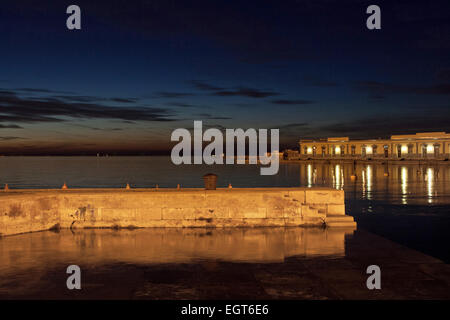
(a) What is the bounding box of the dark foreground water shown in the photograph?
[1,156,450,262]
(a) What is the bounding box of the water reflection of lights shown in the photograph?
[426,167,434,204]
[362,169,366,197]
[332,164,343,190]
[361,165,373,200]
[366,165,372,199]
[307,164,312,187]
[306,164,318,187]
[297,163,445,207]
[401,166,408,204]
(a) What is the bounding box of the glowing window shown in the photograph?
[401,145,408,154]
[307,147,313,154]
[366,146,373,154]
[427,145,434,153]
[335,146,341,154]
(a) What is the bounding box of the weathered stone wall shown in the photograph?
[0,187,350,236]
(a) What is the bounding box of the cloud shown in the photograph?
[276,123,309,129]
[165,102,194,108]
[184,123,228,131]
[91,127,124,131]
[154,91,195,98]
[273,122,310,138]
[189,80,224,91]
[15,88,74,94]
[0,136,26,141]
[213,87,279,98]
[270,111,450,146]
[316,113,450,139]
[0,124,23,129]
[189,81,280,99]
[193,113,232,120]
[52,95,139,104]
[271,99,315,105]
[110,98,138,103]
[0,89,178,123]
[354,81,450,95]
[72,124,125,131]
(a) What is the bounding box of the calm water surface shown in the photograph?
[1,156,450,262]
[0,228,354,298]
[1,157,449,203]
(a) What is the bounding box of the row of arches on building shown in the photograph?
[303,143,444,158]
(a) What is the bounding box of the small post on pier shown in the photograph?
[61,182,68,190]
[4,184,9,191]
[203,173,218,190]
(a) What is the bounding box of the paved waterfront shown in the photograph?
[0,228,449,299]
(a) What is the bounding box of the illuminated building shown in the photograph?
[297,132,450,160]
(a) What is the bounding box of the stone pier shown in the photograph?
[0,187,356,236]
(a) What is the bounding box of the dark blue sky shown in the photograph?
[1,0,449,154]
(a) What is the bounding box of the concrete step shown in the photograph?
[325,215,357,228]
[325,214,355,222]
[326,221,357,228]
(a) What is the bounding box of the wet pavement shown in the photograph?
[0,228,449,299]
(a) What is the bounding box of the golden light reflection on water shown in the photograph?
[401,166,408,205]
[365,165,373,200]
[306,164,318,187]
[332,164,343,190]
[298,162,450,205]
[426,167,434,204]
[361,166,372,199]
[0,228,356,296]
[307,164,312,187]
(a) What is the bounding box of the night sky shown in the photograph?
[1,0,450,155]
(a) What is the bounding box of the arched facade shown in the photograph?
[298,132,450,160]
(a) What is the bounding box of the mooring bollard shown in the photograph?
[61,182,68,189]
[177,184,181,190]
[228,183,232,189]
[4,183,9,191]
[126,183,131,190]
[203,173,218,190]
